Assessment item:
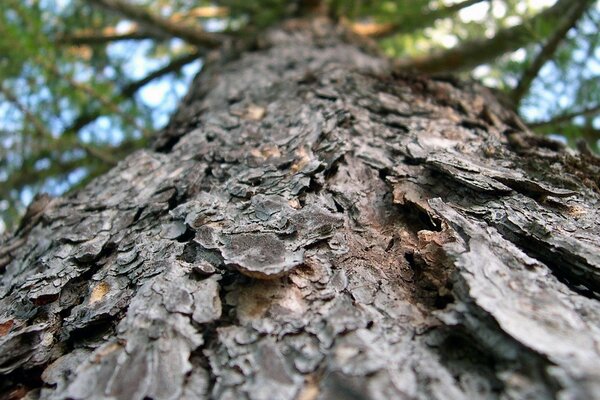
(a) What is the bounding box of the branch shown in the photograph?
[351,0,487,38]
[34,56,151,136]
[63,112,102,138]
[170,5,229,21]
[0,87,117,167]
[79,142,118,165]
[394,0,594,74]
[0,139,141,199]
[0,84,49,140]
[529,104,600,128]
[510,1,590,106]
[1,158,85,200]
[56,31,155,45]
[86,0,225,48]
[0,56,164,173]
[0,87,119,179]
[56,6,229,46]
[59,50,201,139]
[121,50,201,97]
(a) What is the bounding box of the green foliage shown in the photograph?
[0,0,598,232]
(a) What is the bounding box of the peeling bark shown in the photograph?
[1,19,600,400]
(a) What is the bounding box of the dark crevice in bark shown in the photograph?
[429,330,505,397]
[192,275,240,397]
[175,225,195,243]
[492,223,600,301]
[179,241,225,269]
[64,319,117,348]
[0,365,45,400]
[427,321,565,399]
[131,206,144,224]
[441,304,564,398]
[404,247,455,312]
[385,178,443,233]
[154,133,184,153]
[195,273,246,398]
[403,202,443,232]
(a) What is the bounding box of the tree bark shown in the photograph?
[2,18,600,400]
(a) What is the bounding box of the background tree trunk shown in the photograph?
[1,18,600,400]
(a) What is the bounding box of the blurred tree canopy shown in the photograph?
[0,0,598,231]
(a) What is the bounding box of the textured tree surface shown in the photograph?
[1,19,600,400]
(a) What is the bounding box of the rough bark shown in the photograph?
[2,18,600,400]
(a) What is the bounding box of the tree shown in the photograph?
[1,0,599,230]
[2,13,600,399]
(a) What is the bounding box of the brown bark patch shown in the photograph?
[0,320,14,337]
[89,282,110,305]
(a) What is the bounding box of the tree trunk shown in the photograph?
[2,18,600,400]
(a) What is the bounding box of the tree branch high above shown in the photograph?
[510,0,591,105]
[394,0,594,74]
[86,0,226,48]
[350,0,488,38]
